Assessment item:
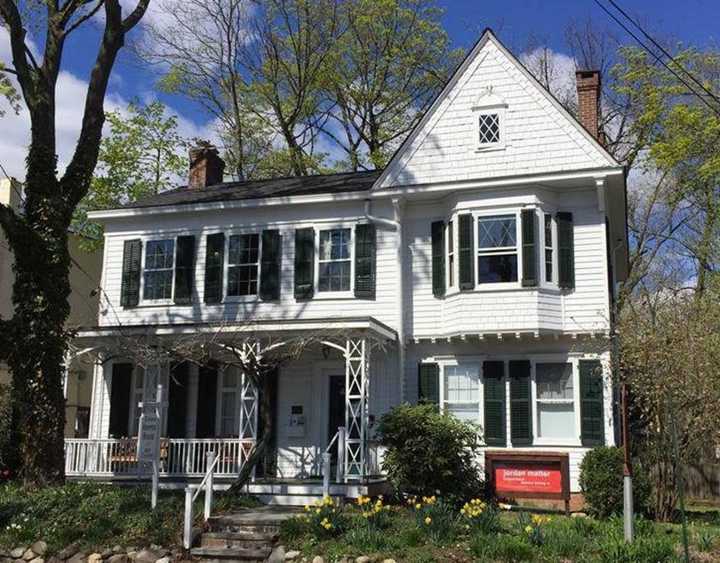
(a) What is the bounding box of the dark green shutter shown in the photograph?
[174,235,195,304]
[418,363,440,406]
[509,360,532,446]
[294,228,315,300]
[521,209,538,287]
[260,229,281,301]
[557,212,575,289]
[109,363,133,438]
[483,361,506,446]
[355,223,376,299]
[431,221,445,297]
[204,233,225,304]
[458,214,474,290]
[120,239,142,308]
[580,360,605,447]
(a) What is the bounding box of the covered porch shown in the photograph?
[64,317,397,488]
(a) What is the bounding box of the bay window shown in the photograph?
[535,362,575,440]
[318,228,351,292]
[447,220,455,287]
[544,214,553,283]
[477,215,518,283]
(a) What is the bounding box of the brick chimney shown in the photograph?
[188,144,225,188]
[575,70,601,141]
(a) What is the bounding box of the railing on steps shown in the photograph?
[322,426,346,496]
[183,451,219,550]
[64,438,254,478]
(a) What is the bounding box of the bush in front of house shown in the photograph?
[377,403,483,504]
[579,446,651,519]
[0,382,12,481]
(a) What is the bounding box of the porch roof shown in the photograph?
[73,316,397,343]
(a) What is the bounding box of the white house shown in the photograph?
[66,30,627,505]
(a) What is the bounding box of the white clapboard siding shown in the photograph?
[378,35,614,190]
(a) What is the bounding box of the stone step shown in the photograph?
[201,531,278,549]
[190,545,271,563]
[256,493,344,506]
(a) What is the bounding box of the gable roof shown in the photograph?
[123,169,381,209]
[374,28,621,190]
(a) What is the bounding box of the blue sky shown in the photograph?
[0,0,718,179]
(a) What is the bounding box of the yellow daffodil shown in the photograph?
[425,516,432,525]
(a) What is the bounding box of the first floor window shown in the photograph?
[228,233,259,297]
[130,368,144,436]
[477,215,518,283]
[143,239,174,300]
[319,228,351,292]
[444,364,480,423]
[536,362,574,439]
[220,370,238,437]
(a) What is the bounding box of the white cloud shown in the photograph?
[520,47,578,107]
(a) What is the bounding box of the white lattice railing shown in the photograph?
[65,438,254,478]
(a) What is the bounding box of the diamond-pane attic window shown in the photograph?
[478,113,500,145]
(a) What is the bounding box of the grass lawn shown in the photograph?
[280,496,720,562]
[0,482,258,554]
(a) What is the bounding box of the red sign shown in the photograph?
[494,462,563,494]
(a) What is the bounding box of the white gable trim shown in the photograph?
[374,29,620,191]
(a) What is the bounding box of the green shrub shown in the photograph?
[595,534,675,563]
[377,404,483,503]
[579,447,651,519]
[471,534,534,562]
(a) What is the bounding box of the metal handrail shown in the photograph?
[326,430,339,453]
[322,426,346,496]
[183,451,218,550]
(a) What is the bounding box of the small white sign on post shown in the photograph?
[137,383,165,509]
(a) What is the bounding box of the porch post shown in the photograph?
[344,337,369,481]
[239,342,259,478]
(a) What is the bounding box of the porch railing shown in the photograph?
[65,438,254,478]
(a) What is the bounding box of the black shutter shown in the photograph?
[109,363,133,438]
[418,363,440,406]
[458,214,474,290]
[294,228,315,300]
[483,361,506,446]
[260,229,282,301]
[509,360,532,446]
[204,233,225,304]
[196,365,218,439]
[580,360,605,447]
[174,235,196,304]
[120,239,142,308]
[557,212,575,290]
[431,221,445,297]
[521,209,538,287]
[167,362,189,438]
[355,223,376,299]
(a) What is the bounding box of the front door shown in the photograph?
[327,375,345,457]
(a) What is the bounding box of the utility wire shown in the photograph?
[606,0,720,107]
[592,0,720,118]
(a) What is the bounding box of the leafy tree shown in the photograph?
[0,0,149,487]
[74,101,188,248]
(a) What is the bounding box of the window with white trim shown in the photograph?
[227,233,260,297]
[318,228,351,292]
[447,220,455,287]
[130,368,144,437]
[477,215,518,283]
[143,239,174,300]
[443,363,480,424]
[544,214,553,283]
[219,370,238,437]
[478,113,500,145]
[535,362,575,439]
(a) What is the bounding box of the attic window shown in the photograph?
[478,113,500,145]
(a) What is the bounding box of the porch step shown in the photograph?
[190,546,271,563]
[201,531,278,549]
[257,493,344,507]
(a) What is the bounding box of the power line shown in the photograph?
[606,0,720,108]
[592,0,720,119]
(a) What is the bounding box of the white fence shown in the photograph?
[65,438,254,478]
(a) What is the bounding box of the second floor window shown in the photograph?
[477,215,517,283]
[144,239,174,300]
[447,221,455,287]
[227,234,260,297]
[319,228,351,292]
[544,214,553,283]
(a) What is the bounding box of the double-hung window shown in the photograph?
[544,214,553,283]
[227,234,260,297]
[318,228,351,292]
[477,215,518,283]
[447,221,455,287]
[219,370,238,437]
[443,364,481,424]
[130,368,144,437]
[143,239,174,300]
[535,362,575,439]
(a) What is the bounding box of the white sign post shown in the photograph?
[138,383,165,509]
